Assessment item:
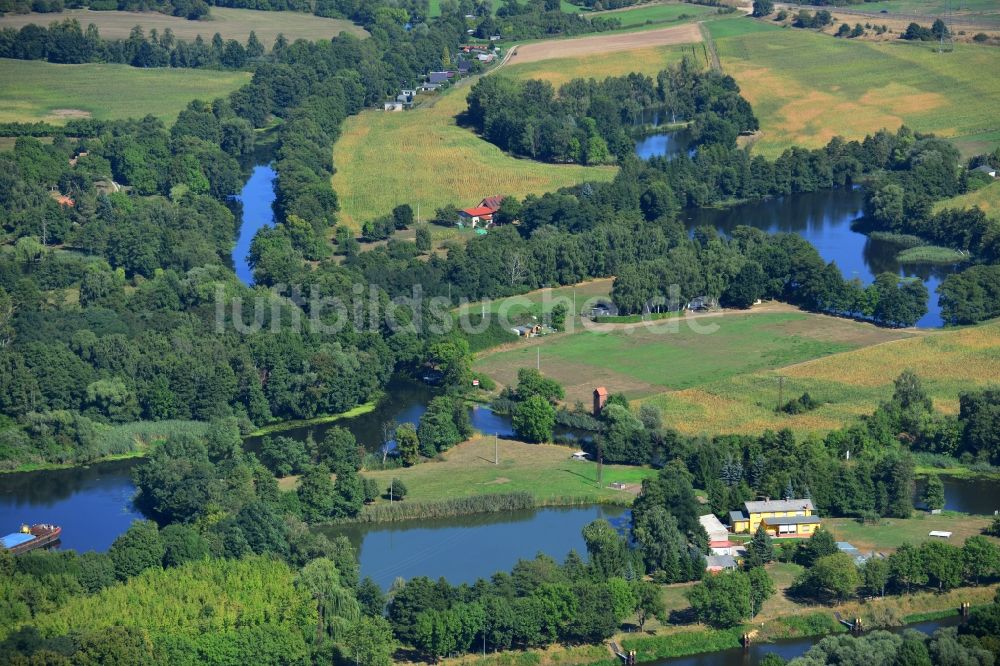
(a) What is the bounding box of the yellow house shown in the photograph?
[760,515,822,537]
[730,499,817,534]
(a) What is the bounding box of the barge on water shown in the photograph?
[2,524,62,555]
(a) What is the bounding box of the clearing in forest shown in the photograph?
[642,317,1000,437]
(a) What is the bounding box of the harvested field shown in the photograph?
[500,42,706,87]
[512,22,702,63]
[0,8,366,44]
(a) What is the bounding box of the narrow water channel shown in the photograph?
[231,164,277,286]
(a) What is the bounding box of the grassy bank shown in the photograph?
[711,19,1000,157]
[282,437,655,506]
[0,59,250,124]
[245,402,377,438]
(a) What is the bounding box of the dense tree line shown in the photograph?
[0,19,271,67]
[385,520,663,661]
[466,60,758,164]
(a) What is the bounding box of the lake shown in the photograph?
[320,504,629,589]
[684,188,962,328]
[914,475,1000,515]
[635,132,962,328]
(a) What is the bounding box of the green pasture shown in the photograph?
[0,59,250,124]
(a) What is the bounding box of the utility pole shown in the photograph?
[777,376,785,410]
[494,433,498,465]
[536,347,540,370]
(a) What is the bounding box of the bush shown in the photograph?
[973,32,989,42]
[385,478,407,501]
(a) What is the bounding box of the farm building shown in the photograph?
[428,71,454,84]
[419,82,443,92]
[687,296,719,311]
[383,102,404,112]
[729,498,817,534]
[458,205,495,228]
[973,164,997,178]
[699,514,729,543]
[587,302,617,318]
[479,195,504,211]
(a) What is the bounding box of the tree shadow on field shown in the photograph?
[668,607,698,625]
[560,467,596,485]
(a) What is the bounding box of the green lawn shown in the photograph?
[713,19,1000,156]
[0,58,250,124]
[284,437,658,506]
[475,309,908,405]
[825,514,995,552]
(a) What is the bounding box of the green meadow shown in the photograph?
[710,18,1000,157]
[0,58,250,124]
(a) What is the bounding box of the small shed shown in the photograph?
[929,530,953,539]
[593,387,608,417]
[383,102,404,112]
[706,554,738,573]
[973,164,997,178]
[570,451,590,461]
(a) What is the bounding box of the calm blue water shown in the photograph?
[324,505,629,589]
[232,165,277,285]
[635,130,694,160]
[686,189,961,328]
[0,459,144,553]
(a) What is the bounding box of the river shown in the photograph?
[636,133,964,328]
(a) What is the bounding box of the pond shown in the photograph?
[319,505,629,589]
[635,129,694,161]
[914,475,1000,515]
[684,188,963,328]
[231,164,277,286]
